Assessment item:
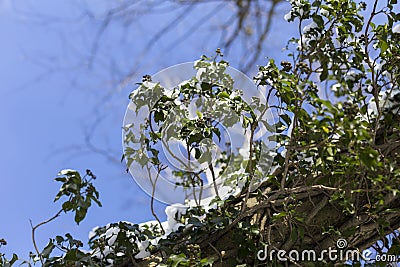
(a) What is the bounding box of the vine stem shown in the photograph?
[241,97,270,213]
[208,162,220,199]
[240,120,257,213]
[30,209,63,265]
[147,164,166,235]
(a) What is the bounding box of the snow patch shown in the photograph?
[393,24,400,33]
[59,169,76,175]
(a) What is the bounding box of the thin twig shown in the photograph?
[208,242,222,263]
[30,209,63,265]
[147,165,166,234]
[208,162,220,199]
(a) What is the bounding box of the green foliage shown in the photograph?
[0,170,102,266]
[31,169,103,267]
[2,0,400,266]
[55,169,102,224]
[0,240,18,267]
[161,244,215,267]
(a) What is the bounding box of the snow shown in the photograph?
[320,8,329,17]
[88,202,205,263]
[88,226,99,240]
[393,24,400,33]
[297,21,321,50]
[303,21,318,33]
[331,83,341,92]
[88,178,255,265]
[357,88,400,123]
[135,240,151,259]
[196,67,207,81]
[165,204,187,228]
[59,169,76,175]
[298,7,304,17]
[117,58,279,265]
[344,70,357,81]
[374,60,385,72]
[284,11,292,21]
[142,81,157,89]
[284,0,309,21]
[254,70,273,85]
[254,71,267,80]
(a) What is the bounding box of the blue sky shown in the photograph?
[0,0,293,259]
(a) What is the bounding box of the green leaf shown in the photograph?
[55,235,64,244]
[379,40,389,53]
[359,147,379,170]
[312,14,324,28]
[218,91,230,98]
[195,148,201,159]
[9,254,18,265]
[74,208,87,225]
[187,217,203,227]
[212,127,221,142]
[320,67,328,81]
[154,111,165,123]
[41,239,55,258]
[62,201,73,212]
[169,254,188,267]
[280,114,292,126]
[200,257,215,266]
[261,120,276,132]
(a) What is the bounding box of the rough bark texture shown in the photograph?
[118,131,400,267]
[117,185,399,266]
